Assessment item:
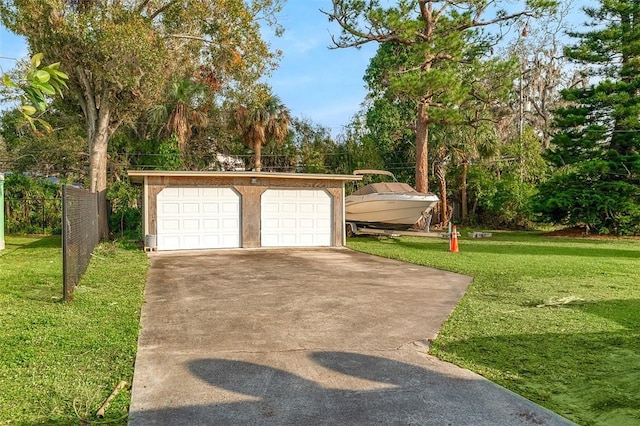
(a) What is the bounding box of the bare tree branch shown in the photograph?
[149,0,178,20]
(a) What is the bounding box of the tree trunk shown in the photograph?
[415,102,429,193]
[88,108,112,240]
[75,68,112,239]
[254,140,262,172]
[435,162,447,226]
[461,159,468,219]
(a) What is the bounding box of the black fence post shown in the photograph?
[62,186,69,301]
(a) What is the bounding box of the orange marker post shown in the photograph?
[449,225,459,253]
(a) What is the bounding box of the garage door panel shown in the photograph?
[158,235,180,250]
[263,203,279,213]
[280,234,297,244]
[183,235,200,246]
[183,219,200,230]
[161,203,180,214]
[299,234,314,245]
[182,187,199,197]
[299,218,313,228]
[201,235,218,246]
[277,218,292,228]
[161,187,180,198]
[282,203,297,213]
[221,234,239,246]
[160,219,180,231]
[282,191,297,199]
[202,219,220,230]
[222,218,239,228]
[263,218,279,228]
[157,187,240,250]
[299,203,314,214]
[261,189,332,247]
[222,202,239,213]
[183,203,200,214]
[317,203,331,214]
[201,187,219,197]
[261,234,278,246]
[202,203,219,213]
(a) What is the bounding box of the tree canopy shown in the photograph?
[1,0,283,235]
[536,0,640,235]
[231,89,291,172]
[325,0,556,193]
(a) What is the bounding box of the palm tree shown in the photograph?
[148,78,209,156]
[232,94,290,171]
[451,123,499,219]
[431,122,498,226]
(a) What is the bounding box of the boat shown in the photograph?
[345,170,439,230]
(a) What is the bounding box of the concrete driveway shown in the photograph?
[129,248,573,425]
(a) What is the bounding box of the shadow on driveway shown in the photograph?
[128,248,574,425]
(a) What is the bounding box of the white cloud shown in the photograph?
[280,34,322,55]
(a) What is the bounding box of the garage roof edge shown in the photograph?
[127,170,362,184]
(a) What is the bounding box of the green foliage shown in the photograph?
[230,89,291,171]
[361,96,416,184]
[109,133,184,172]
[330,116,385,178]
[107,179,141,238]
[503,127,550,184]
[348,232,640,425]
[289,117,337,174]
[3,174,62,234]
[327,1,554,190]
[1,53,68,132]
[536,0,640,235]
[155,135,184,171]
[459,129,547,229]
[0,101,87,179]
[0,0,284,220]
[0,236,147,424]
[536,168,640,235]
[479,174,538,229]
[259,137,297,172]
[145,77,212,159]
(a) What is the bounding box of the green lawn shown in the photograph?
[0,236,147,425]
[348,231,640,426]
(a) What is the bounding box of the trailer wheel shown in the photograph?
[346,222,355,238]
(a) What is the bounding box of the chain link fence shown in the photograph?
[62,185,100,301]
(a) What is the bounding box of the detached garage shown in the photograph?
[128,171,361,251]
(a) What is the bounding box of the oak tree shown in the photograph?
[1,0,283,236]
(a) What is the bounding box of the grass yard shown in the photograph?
[0,236,148,425]
[348,231,640,426]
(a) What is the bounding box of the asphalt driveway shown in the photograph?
[129,248,573,425]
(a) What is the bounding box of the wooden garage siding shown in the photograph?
[143,175,347,248]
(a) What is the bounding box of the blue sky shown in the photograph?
[0,1,594,137]
[267,1,378,136]
[0,0,377,137]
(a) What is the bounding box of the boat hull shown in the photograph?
[345,193,439,229]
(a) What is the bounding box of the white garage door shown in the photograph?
[261,189,332,247]
[157,187,240,250]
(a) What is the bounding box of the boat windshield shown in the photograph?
[351,182,418,195]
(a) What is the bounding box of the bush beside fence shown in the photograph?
[4,197,62,234]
